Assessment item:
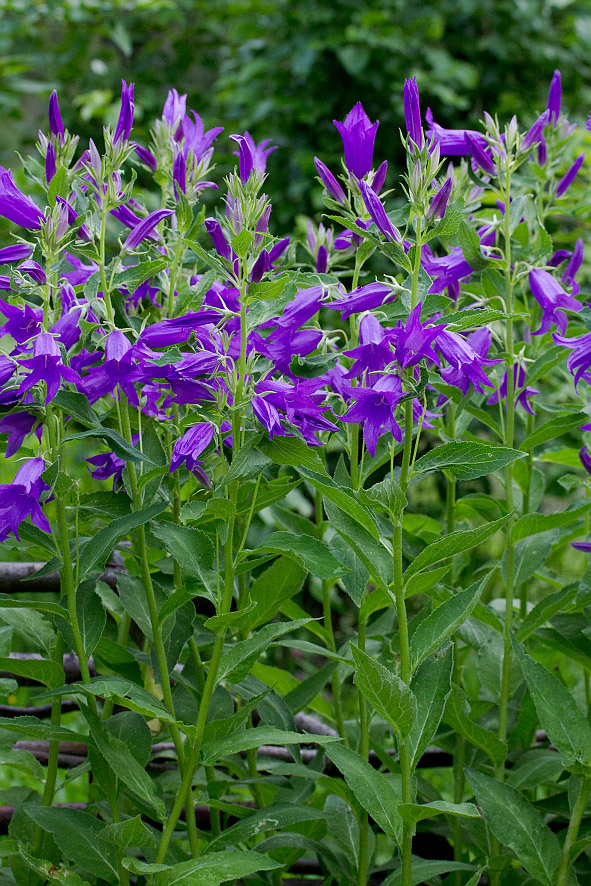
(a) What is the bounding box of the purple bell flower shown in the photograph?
[230,132,276,184]
[563,239,584,293]
[254,205,271,248]
[0,458,51,541]
[343,313,393,379]
[55,196,92,242]
[316,244,328,273]
[17,332,81,404]
[340,374,404,457]
[553,329,591,389]
[252,395,284,439]
[80,329,139,406]
[0,244,33,264]
[314,157,346,203]
[537,137,547,165]
[465,133,496,176]
[62,252,99,286]
[404,77,423,152]
[122,208,174,251]
[0,410,41,457]
[45,143,56,184]
[390,303,441,368]
[0,299,42,345]
[425,108,488,157]
[486,365,540,415]
[182,112,224,161]
[170,422,215,473]
[85,435,139,487]
[334,102,378,179]
[328,282,396,320]
[579,446,591,475]
[204,217,232,261]
[372,160,388,194]
[359,179,401,243]
[0,167,46,229]
[48,90,65,143]
[114,80,135,144]
[556,154,585,198]
[133,143,158,172]
[18,260,46,285]
[162,89,187,128]
[0,355,16,388]
[437,327,500,394]
[529,268,581,335]
[523,110,550,149]
[427,178,453,221]
[50,307,83,351]
[547,70,562,125]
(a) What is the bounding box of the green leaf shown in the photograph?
[458,219,489,270]
[113,257,169,291]
[504,531,554,588]
[53,390,99,427]
[72,580,106,656]
[153,850,281,886]
[413,441,525,480]
[248,275,289,301]
[204,603,256,633]
[324,498,393,594]
[398,800,479,827]
[351,644,417,739]
[78,501,167,579]
[151,521,214,577]
[24,806,118,881]
[515,645,591,767]
[0,716,91,742]
[73,675,180,725]
[200,726,338,765]
[516,584,579,642]
[253,531,348,579]
[520,412,586,450]
[259,435,327,474]
[101,814,158,848]
[298,467,380,538]
[324,743,403,846]
[512,501,591,541]
[465,768,560,886]
[184,236,235,279]
[206,804,330,851]
[382,860,476,886]
[526,344,566,386]
[443,686,506,768]
[0,593,68,619]
[0,746,44,780]
[62,427,153,464]
[330,534,369,607]
[404,565,449,598]
[82,704,166,818]
[404,513,511,581]
[409,576,487,671]
[243,556,306,630]
[173,269,217,317]
[0,656,63,689]
[408,645,454,769]
[18,850,92,886]
[231,228,254,258]
[217,619,311,683]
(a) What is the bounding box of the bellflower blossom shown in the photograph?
[547,70,561,124]
[0,411,41,457]
[340,374,404,457]
[230,132,276,184]
[563,239,584,294]
[0,300,42,346]
[404,77,423,151]
[427,178,452,220]
[425,108,488,156]
[553,329,591,388]
[48,90,65,143]
[204,217,232,262]
[556,154,585,198]
[0,458,50,541]
[359,179,401,243]
[334,103,378,179]
[437,327,500,394]
[465,133,496,176]
[114,80,135,144]
[0,167,46,229]
[486,365,540,414]
[390,303,441,368]
[523,110,550,150]
[45,143,56,184]
[314,157,346,203]
[17,333,81,404]
[0,355,16,387]
[86,435,140,486]
[0,244,33,264]
[80,330,139,406]
[328,282,395,320]
[122,208,174,251]
[343,314,393,378]
[170,422,215,473]
[529,268,581,335]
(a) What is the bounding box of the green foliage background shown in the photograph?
[2,0,591,228]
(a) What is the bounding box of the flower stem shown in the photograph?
[99,206,115,326]
[557,778,591,886]
[357,604,369,886]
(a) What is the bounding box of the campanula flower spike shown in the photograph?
[529,268,581,335]
[404,76,423,152]
[487,365,540,414]
[170,422,215,473]
[114,79,135,144]
[333,102,378,179]
[547,69,562,124]
[17,332,81,404]
[390,302,442,368]
[0,458,50,542]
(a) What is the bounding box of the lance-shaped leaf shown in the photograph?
[0,593,68,619]
[0,656,63,689]
[24,806,118,881]
[409,576,487,671]
[466,768,560,886]
[78,501,167,579]
[512,501,591,542]
[398,800,479,828]
[200,726,338,765]
[515,643,591,767]
[258,435,327,474]
[351,644,417,739]
[520,412,587,450]
[206,804,331,851]
[243,556,306,630]
[153,850,281,886]
[413,441,524,481]
[216,619,311,683]
[63,427,153,464]
[252,531,349,579]
[443,686,506,768]
[297,467,381,538]
[324,499,393,593]
[516,583,578,642]
[408,645,453,769]
[404,512,511,582]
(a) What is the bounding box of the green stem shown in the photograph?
[357,605,369,886]
[99,206,115,326]
[557,778,591,886]
[167,233,184,317]
[521,411,535,617]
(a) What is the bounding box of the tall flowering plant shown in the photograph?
[0,72,590,886]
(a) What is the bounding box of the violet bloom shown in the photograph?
[122,208,174,251]
[580,446,591,475]
[404,77,423,151]
[17,333,81,404]
[270,286,323,331]
[182,112,224,161]
[80,329,139,406]
[0,458,50,541]
[0,355,16,387]
[162,89,187,128]
[0,299,42,345]
[251,327,323,375]
[170,422,215,473]
[523,110,550,149]
[18,260,46,285]
[254,205,271,249]
[0,244,33,264]
[55,196,91,242]
[344,313,393,379]
[252,395,284,439]
[85,435,139,487]
[230,132,276,184]
[48,90,65,143]
[486,365,540,415]
[255,378,337,445]
[553,330,591,388]
[372,160,388,194]
[437,327,500,394]
[390,303,441,368]
[316,245,328,273]
[134,143,158,172]
[465,133,496,176]
[45,143,56,184]
[51,307,83,351]
[204,217,232,261]
[328,282,397,320]
[62,252,99,286]
[359,179,400,243]
[547,70,561,124]
[334,102,378,179]
[563,239,584,293]
[425,108,488,157]
[537,137,547,166]
[114,80,135,144]
[0,411,41,457]
[556,154,585,198]
[340,374,404,457]
[529,268,581,335]
[428,178,452,221]
[0,167,46,229]
[314,157,346,203]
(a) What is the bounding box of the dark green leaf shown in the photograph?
[351,644,416,739]
[413,441,525,480]
[78,501,167,579]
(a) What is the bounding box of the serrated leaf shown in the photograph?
[216,619,310,683]
[408,645,453,768]
[78,501,166,579]
[200,726,337,765]
[53,390,99,427]
[101,814,157,848]
[243,556,306,630]
[253,531,349,579]
[62,427,153,464]
[0,656,63,689]
[324,498,392,594]
[516,584,579,642]
[206,804,330,851]
[398,800,479,827]
[520,412,586,450]
[512,502,591,541]
[259,435,327,474]
[351,644,417,739]
[24,807,117,881]
[151,521,214,578]
[114,258,169,291]
[413,441,525,480]
[443,686,506,768]
[153,851,281,886]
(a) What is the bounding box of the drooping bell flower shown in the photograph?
[427,178,452,221]
[251,327,323,376]
[0,299,42,345]
[252,395,284,439]
[170,422,215,473]
[133,143,158,172]
[0,167,46,229]
[48,90,65,143]
[122,208,174,251]
[372,160,388,194]
[0,410,41,457]
[114,80,135,144]
[62,252,99,286]
[465,133,496,176]
[204,217,232,261]
[17,333,81,404]
[314,157,346,203]
[556,154,585,198]
[268,286,323,331]
[254,378,337,445]
[18,260,46,285]
[547,70,561,125]
[45,143,56,184]
[553,329,591,389]
[230,132,276,184]
[425,108,488,157]
[85,435,139,487]
[328,282,395,320]
[0,355,16,388]
[563,239,584,293]
[333,102,378,179]
[50,307,83,351]
[486,365,540,415]
[79,329,139,406]
[523,110,550,149]
[182,112,224,161]
[529,268,581,335]
[404,77,423,152]
[390,303,442,368]
[340,374,404,457]
[0,244,33,264]
[437,327,500,394]
[0,458,51,541]
[343,313,393,379]
[359,179,401,243]
[579,446,591,475]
